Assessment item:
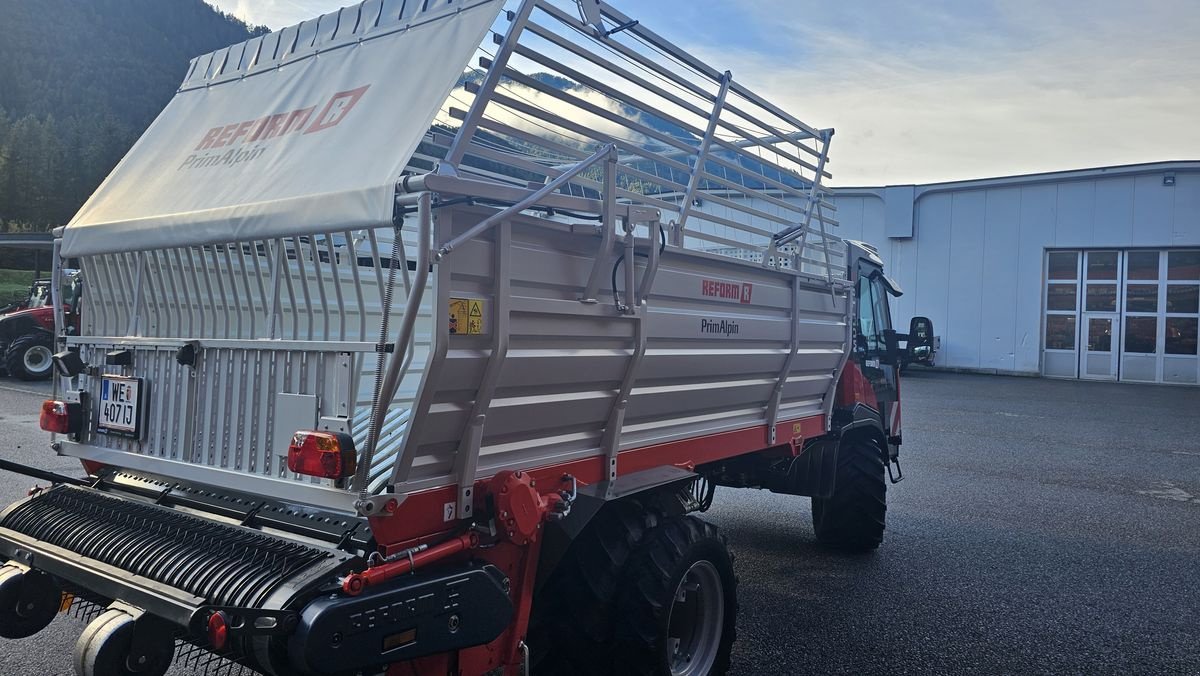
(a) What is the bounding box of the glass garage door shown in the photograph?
[1042,249,1200,384]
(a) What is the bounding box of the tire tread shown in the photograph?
[812,437,887,551]
[5,331,53,381]
[614,516,738,676]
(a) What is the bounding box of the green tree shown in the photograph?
[0,0,267,230]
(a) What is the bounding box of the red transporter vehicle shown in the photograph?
[0,272,82,380]
[0,2,907,675]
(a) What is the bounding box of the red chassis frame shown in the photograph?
[371,414,829,676]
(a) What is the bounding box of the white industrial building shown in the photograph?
[829,161,1200,385]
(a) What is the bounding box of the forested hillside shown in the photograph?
[0,0,266,232]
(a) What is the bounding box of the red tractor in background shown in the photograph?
[0,271,81,380]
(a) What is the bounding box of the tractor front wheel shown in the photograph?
[811,436,887,551]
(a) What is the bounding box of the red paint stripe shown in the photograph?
[372,415,827,548]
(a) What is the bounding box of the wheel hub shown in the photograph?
[665,560,724,676]
[24,345,51,373]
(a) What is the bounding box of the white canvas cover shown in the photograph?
[61,0,504,257]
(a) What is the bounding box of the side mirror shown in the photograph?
[909,316,934,347]
[52,350,86,378]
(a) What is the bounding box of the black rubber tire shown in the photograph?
[5,332,55,381]
[530,500,660,676]
[0,566,61,639]
[614,516,738,676]
[73,609,171,676]
[812,436,887,551]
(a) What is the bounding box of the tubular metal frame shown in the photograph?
[53,0,850,512]
[433,0,841,281]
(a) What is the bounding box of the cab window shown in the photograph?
[27,284,50,309]
[856,267,892,354]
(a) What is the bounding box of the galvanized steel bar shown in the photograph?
[250,240,270,336]
[676,71,731,234]
[291,236,315,341]
[325,235,348,341]
[581,152,618,303]
[196,247,219,338]
[343,230,368,343]
[160,250,180,338]
[766,278,801,443]
[520,16,824,176]
[365,229,386,303]
[433,143,616,259]
[593,1,826,144]
[442,0,536,171]
[50,239,64,346]
[220,244,243,339]
[234,243,257,339]
[141,250,164,336]
[308,236,331,340]
[824,274,855,431]
[79,257,104,335]
[636,220,661,308]
[356,192,432,495]
[183,247,208,338]
[600,308,647,481]
[126,252,146,337]
[450,220,511,520]
[773,129,834,249]
[97,256,120,335]
[622,219,636,313]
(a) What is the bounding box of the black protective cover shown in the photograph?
[288,563,513,675]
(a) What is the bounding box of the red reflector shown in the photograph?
[287,431,357,480]
[39,400,80,435]
[207,611,229,651]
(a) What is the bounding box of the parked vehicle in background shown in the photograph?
[0,271,80,380]
[0,2,910,675]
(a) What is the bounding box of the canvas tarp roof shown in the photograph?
[61,0,504,257]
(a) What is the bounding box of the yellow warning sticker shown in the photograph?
[449,297,486,335]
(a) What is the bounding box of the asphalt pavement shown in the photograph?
[0,372,1198,675]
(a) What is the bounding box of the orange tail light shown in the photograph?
[286,431,357,480]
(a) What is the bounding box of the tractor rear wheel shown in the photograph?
[6,332,54,381]
[811,436,887,551]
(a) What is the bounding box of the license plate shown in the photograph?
[97,376,146,438]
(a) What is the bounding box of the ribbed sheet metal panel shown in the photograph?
[395,206,848,491]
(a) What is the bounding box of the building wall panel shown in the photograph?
[1054,181,1096,246]
[1132,174,1174,246]
[1092,177,1134,246]
[946,191,986,368]
[825,163,1198,378]
[980,188,1022,371]
[1173,173,1200,245]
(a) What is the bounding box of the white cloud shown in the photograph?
[690,0,1200,185]
[218,0,1200,185]
[214,0,337,29]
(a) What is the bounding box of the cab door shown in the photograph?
[853,261,902,448]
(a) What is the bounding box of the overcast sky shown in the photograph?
[217,0,1200,186]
